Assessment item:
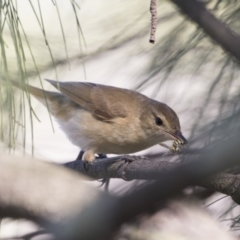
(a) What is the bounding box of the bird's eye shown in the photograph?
[155,117,163,126]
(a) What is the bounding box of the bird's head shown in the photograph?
[140,99,187,148]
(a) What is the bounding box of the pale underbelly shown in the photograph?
[57,110,164,154]
[67,130,158,154]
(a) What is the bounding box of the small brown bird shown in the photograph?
[11,80,187,164]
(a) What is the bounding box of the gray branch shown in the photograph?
[170,0,240,60]
[64,153,240,204]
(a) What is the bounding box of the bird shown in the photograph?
[10,79,187,165]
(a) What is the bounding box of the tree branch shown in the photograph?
[0,154,120,240]
[0,132,240,240]
[64,155,240,204]
[170,0,240,60]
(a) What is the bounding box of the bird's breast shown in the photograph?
[57,110,162,154]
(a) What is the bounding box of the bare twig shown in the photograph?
[149,0,157,43]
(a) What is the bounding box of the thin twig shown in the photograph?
[149,0,157,43]
[170,0,240,61]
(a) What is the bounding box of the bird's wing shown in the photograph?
[45,79,128,121]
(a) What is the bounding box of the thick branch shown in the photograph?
[170,0,240,60]
[0,133,240,240]
[64,155,178,180]
[65,156,240,203]
[0,154,120,240]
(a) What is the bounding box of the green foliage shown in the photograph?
[0,0,85,152]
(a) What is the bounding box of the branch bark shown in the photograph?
[170,0,240,60]
[65,155,240,204]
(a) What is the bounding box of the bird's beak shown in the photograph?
[172,131,188,145]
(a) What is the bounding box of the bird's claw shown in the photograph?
[98,178,110,191]
[83,161,93,172]
[117,155,142,180]
[96,153,110,191]
[98,178,106,187]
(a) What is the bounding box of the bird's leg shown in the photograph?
[97,153,108,159]
[75,150,87,171]
[81,149,96,172]
[75,150,89,171]
[76,151,110,190]
[78,153,142,182]
[76,150,85,160]
[96,154,110,191]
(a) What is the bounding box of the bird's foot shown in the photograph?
[98,178,110,191]
[76,150,85,161]
[75,150,93,172]
[76,150,99,172]
[96,153,107,159]
[83,161,93,172]
[117,155,144,180]
[96,154,110,191]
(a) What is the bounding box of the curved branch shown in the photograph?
[64,153,240,204]
[170,0,240,60]
[64,155,178,180]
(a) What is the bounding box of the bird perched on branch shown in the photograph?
[10,80,187,166]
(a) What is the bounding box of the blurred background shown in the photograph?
[1,0,240,238]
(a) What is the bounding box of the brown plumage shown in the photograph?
[11,79,187,163]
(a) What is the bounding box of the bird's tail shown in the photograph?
[1,80,69,119]
[10,80,50,101]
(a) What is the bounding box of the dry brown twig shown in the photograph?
[149,0,157,43]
